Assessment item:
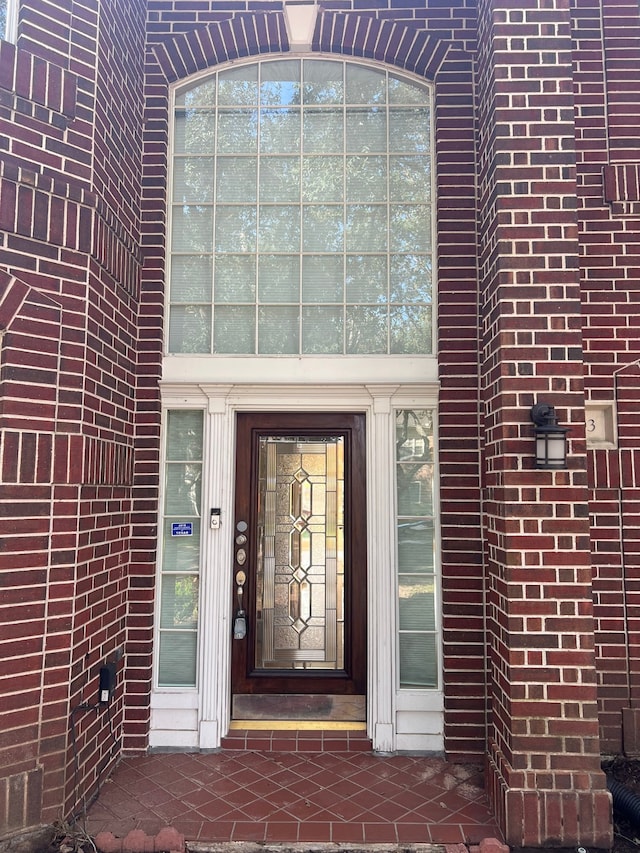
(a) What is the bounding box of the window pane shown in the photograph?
[346,65,386,104]
[259,157,300,202]
[166,410,204,461]
[158,632,198,686]
[260,108,301,153]
[170,256,212,303]
[346,156,387,203]
[261,60,301,105]
[176,81,216,108]
[346,306,387,354]
[174,111,215,154]
[398,519,434,573]
[302,256,343,302]
[165,463,202,516]
[173,157,214,203]
[346,108,387,153]
[303,108,344,153]
[390,156,431,203]
[346,255,387,303]
[217,109,258,152]
[214,255,256,303]
[302,156,343,202]
[161,575,199,629]
[218,65,258,105]
[390,255,432,303]
[214,305,255,353]
[398,578,435,631]
[215,206,256,252]
[346,205,387,252]
[303,206,344,252]
[172,206,213,252]
[397,461,433,515]
[258,205,300,252]
[399,633,437,688]
[216,157,257,202]
[168,305,211,353]
[259,255,299,302]
[302,306,343,353]
[390,205,431,252]
[258,306,299,354]
[389,74,428,105]
[163,519,201,572]
[303,60,343,104]
[389,107,430,152]
[396,409,433,460]
[390,304,432,354]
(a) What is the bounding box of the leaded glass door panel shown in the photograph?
[232,412,366,699]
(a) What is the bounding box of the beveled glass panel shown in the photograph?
[258,205,300,252]
[346,156,387,202]
[399,633,437,688]
[390,205,431,252]
[302,255,343,302]
[303,60,343,104]
[398,578,435,631]
[346,65,386,104]
[216,157,257,202]
[168,305,211,353]
[165,463,202,516]
[261,60,301,105]
[176,80,216,107]
[158,632,198,686]
[390,304,432,354]
[346,305,387,354]
[259,255,300,303]
[389,107,430,152]
[389,156,431,203]
[345,205,387,252]
[259,157,300,202]
[346,255,387,304]
[174,110,215,154]
[397,518,434,573]
[303,108,344,153]
[260,108,301,153]
[166,409,204,461]
[215,206,256,253]
[160,575,199,629]
[173,157,214,203]
[302,306,343,354]
[214,255,256,303]
[303,205,344,252]
[256,434,345,670]
[213,305,255,353]
[390,255,432,303]
[218,64,258,105]
[346,108,387,153]
[172,205,213,252]
[170,255,213,302]
[217,108,258,152]
[302,156,343,202]
[163,518,201,573]
[258,305,299,354]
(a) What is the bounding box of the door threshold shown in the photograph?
[229,720,367,730]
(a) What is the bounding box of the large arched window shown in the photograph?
[168,58,433,356]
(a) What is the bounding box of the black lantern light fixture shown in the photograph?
[530,403,569,470]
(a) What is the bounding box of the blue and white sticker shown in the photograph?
[171,522,193,537]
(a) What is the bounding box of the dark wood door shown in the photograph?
[231,412,366,697]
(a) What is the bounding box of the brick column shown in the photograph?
[476,1,612,848]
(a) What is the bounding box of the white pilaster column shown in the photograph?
[198,387,233,748]
[367,386,398,752]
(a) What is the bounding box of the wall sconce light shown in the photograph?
[530,403,569,470]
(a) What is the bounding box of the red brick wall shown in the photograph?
[0,0,145,833]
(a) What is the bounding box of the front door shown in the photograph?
[231,412,366,719]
